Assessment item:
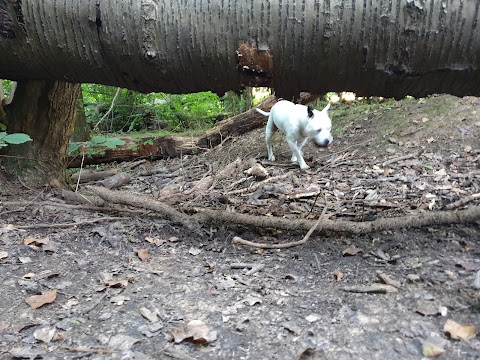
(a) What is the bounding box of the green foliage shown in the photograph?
[1,80,14,98]
[69,135,125,156]
[80,84,258,134]
[0,124,32,149]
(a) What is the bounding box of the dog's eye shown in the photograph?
[317,129,322,133]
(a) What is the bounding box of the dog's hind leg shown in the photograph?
[265,118,277,161]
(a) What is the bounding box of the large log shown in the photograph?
[67,93,318,168]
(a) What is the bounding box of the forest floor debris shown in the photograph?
[1,94,479,359]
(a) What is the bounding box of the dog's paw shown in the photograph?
[300,164,310,171]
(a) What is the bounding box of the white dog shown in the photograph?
[256,100,333,170]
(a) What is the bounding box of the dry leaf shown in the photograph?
[18,257,32,264]
[0,251,8,260]
[244,163,269,179]
[110,295,130,305]
[171,320,217,344]
[23,237,39,245]
[145,236,166,246]
[189,247,201,256]
[25,289,57,309]
[377,273,401,288]
[333,270,344,281]
[444,319,477,341]
[421,117,430,123]
[42,241,58,253]
[464,145,472,153]
[0,321,8,333]
[415,304,440,316]
[133,248,149,261]
[305,314,321,323]
[33,327,56,343]
[243,294,262,306]
[426,137,435,143]
[22,272,35,279]
[342,245,363,256]
[422,336,446,357]
[108,334,140,350]
[140,307,159,323]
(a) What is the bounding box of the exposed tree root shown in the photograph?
[80,187,479,236]
[192,205,479,235]
[86,186,199,230]
[232,203,328,249]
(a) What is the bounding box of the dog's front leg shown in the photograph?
[286,138,309,170]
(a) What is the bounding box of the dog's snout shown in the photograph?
[314,138,332,148]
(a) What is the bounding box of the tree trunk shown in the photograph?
[1,1,480,99]
[3,80,81,187]
[71,90,91,142]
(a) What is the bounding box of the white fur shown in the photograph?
[256,100,333,170]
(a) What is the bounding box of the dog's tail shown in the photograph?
[255,108,270,117]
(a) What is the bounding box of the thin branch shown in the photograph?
[93,87,121,131]
[10,217,124,229]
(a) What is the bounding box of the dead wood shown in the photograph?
[62,189,106,207]
[67,93,319,168]
[86,185,198,230]
[444,193,480,210]
[79,186,479,235]
[12,217,124,229]
[71,169,119,183]
[97,172,132,189]
[232,202,328,249]
[191,205,480,235]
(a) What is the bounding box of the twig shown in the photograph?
[9,217,124,229]
[232,203,328,249]
[382,152,419,167]
[81,293,108,315]
[93,87,121,131]
[226,171,293,195]
[230,263,265,275]
[62,346,113,355]
[444,193,480,210]
[75,151,85,192]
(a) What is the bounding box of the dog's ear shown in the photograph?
[307,106,314,118]
[322,103,331,112]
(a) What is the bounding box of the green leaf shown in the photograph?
[68,142,80,155]
[88,136,108,146]
[0,123,6,131]
[3,133,33,144]
[0,131,7,140]
[104,138,125,149]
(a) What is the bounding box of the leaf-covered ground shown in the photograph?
[1,94,479,359]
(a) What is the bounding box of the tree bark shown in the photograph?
[3,80,81,186]
[71,90,91,142]
[1,1,480,99]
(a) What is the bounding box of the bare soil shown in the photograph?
[1,94,479,360]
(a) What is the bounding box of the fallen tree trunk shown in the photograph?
[83,186,480,236]
[67,93,318,168]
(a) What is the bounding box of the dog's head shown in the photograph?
[305,103,333,148]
